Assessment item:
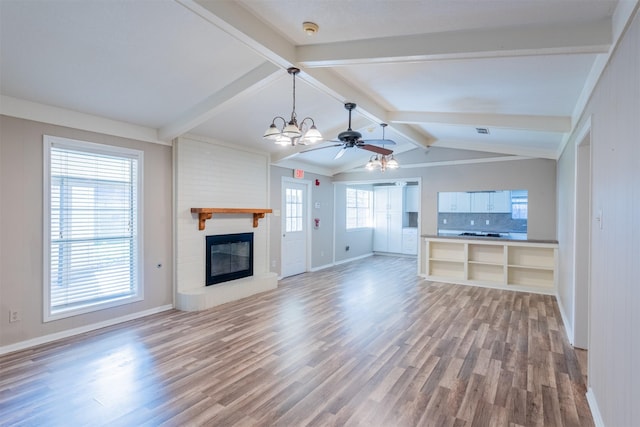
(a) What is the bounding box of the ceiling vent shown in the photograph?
[476,127,490,135]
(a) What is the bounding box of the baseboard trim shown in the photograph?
[586,388,605,427]
[0,304,174,356]
[556,294,575,346]
[310,262,335,272]
[333,252,373,266]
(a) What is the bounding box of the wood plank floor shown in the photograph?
[0,255,593,427]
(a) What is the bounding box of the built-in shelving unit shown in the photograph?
[424,237,558,294]
[191,208,272,230]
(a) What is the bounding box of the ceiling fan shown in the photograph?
[301,102,395,159]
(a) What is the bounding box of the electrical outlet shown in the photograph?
[271,260,276,268]
[443,219,447,224]
[9,310,20,323]
[470,220,475,225]
[486,220,490,225]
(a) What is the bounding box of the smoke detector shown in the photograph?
[302,22,319,36]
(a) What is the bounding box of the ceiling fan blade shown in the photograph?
[362,138,396,146]
[299,143,342,154]
[334,147,347,159]
[360,144,393,156]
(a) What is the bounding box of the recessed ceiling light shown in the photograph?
[476,127,490,134]
[302,22,319,36]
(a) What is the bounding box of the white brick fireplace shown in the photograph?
[174,136,277,311]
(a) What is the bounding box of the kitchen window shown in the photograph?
[346,187,373,229]
[43,135,143,321]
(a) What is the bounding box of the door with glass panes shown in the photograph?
[281,181,308,277]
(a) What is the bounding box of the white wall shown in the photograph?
[0,116,173,349]
[556,136,577,342]
[175,136,271,292]
[557,8,640,426]
[269,166,334,275]
[335,157,557,241]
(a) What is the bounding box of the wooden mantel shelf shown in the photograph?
[191,208,272,230]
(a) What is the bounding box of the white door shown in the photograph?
[281,181,308,277]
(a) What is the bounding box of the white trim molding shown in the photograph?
[0,305,173,356]
[1,95,168,146]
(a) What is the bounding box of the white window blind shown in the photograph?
[44,136,143,320]
[346,188,373,229]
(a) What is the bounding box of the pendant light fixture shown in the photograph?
[365,124,399,172]
[263,67,322,146]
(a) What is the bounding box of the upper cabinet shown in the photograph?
[438,192,471,212]
[374,186,403,213]
[470,191,511,213]
[404,185,419,212]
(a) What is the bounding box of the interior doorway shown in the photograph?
[281,179,310,278]
[573,125,591,350]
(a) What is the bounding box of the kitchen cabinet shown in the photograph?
[470,191,511,213]
[402,228,418,255]
[438,192,471,212]
[404,185,419,212]
[374,186,403,253]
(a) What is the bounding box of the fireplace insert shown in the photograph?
[205,233,253,286]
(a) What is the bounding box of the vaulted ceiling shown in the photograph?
[1,0,634,175]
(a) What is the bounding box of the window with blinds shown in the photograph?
[44,136,143,321]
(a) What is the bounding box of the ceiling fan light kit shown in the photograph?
[263,67,323,146]
[364,123,399,172]
[366,153,399,172]
[297,102,399,169]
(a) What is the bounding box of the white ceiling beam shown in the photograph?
[389,111,571,133]
[159,61,280,141]
[179,0,433,151]
[0,95,165,145]
[178,0,296,69]
[433,139,558,160]
[302,68,435,150]
[297,21,612,67]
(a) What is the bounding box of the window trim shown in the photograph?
[43,135,144,322]
[345,187,373,231]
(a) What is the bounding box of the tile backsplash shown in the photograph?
[438,212,527,234]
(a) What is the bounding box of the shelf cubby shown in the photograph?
[429,241,465,261]
[507,266,554,288]
[468,262,505,283]
[429,260,465,279]
[507,246,555,268]
[468,243,504,264]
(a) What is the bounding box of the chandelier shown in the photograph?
[263,67,322,146]
[365,123,399,172]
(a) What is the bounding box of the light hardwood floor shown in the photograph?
[0,256,593,426]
